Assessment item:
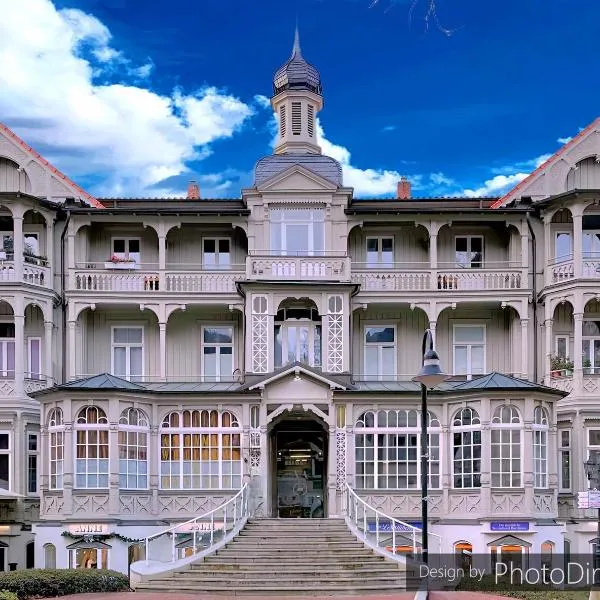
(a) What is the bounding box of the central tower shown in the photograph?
[271,28,323,155]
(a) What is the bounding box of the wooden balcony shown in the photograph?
[549,258,600,284]
[246,254,351,281]
[0,259,50,287]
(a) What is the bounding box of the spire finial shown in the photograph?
[292,22,301,57]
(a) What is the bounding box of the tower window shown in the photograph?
[291,102,301,135]
[280,105,286,137]
[307,105,314,137]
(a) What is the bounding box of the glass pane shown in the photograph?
[24,234,39,256]
[471,346,485,374]
[381,346,395,378]
[555,233,571,261]
[365,345,378,377]
[556,337,568,359]
[128,240,140,253]
[365,327,394,343]
[204,348,216,376]
[271,223,282,253]
[130,347,143,376]
[298,327,309,363]
[274,325,282,367]
[203,327,233,344]
[113,239,125,253]
[313,222,324,254]
[286,224,308,254]
[454,346,467,374]
[287,327,297,363]
[220,348,233,377]
[29,339,41,376]
[381,238,393,264]
[113,347,126,376]
[454,326,484,343]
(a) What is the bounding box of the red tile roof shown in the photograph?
[0,122,103,208]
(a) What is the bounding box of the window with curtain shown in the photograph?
[48,408,64,490]
[533,406,549,488]
[452,408,482,489]
[490,405,522,487]
[364,326,396,380]
[202,326,233,381]
[455,236,483,268]
[354,409,440,490]
[118,408,149,489]
[75,406,109,489]
[160,410,242,490]
[112,327,143,381]
[453,325,485,379]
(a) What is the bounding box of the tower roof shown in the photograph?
[273,28,322,96]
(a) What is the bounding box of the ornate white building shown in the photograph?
[0,33,598,575]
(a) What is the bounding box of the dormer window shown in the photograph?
[270,208,324,256]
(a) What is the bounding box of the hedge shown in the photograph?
[0,569,130,598]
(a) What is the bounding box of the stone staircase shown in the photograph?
[135,518,417,596]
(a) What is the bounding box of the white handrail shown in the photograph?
[144,483,249,566]
[343,483,442,563]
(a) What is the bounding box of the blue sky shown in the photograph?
[1,0,599,198]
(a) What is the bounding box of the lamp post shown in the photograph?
[412,329,448,565]
[584,453,600,581]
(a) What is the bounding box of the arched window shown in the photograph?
[354,409,441,490]
[491,405,522,488]
[541,540,553,570]
[75,406,109,489]
[454,541,472,571]
[44,543,56,569]
[533,407,549,488]
[118,408,149,489]
[160,410,242,490]
[452,408,481,489]
[47,408,64,490]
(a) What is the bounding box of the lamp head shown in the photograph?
[412,348,448,389]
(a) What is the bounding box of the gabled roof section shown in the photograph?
[244,362,351,391]
[0,122,103,208]
[255,154,343,187]
[492,117,600,208]
[452,372,544,391]
[61,373,146,390]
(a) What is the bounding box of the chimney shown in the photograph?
[397,176,411,200]
[187,180,200,200]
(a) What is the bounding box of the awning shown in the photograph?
[66,540,112,550]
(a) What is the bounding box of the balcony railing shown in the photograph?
[0,375,55,396]
[353,262,525,292]
[72,263,244,294]
[246,253,351,280]
[0,260,50,287]
[549,258,600,283]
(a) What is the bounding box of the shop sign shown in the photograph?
[490,521,529,532]
[67,523,110,535]
[175,521,224,533]
[367,520,422,533]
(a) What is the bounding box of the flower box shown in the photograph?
[105,261,138,270]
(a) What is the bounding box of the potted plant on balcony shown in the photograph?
[105,255,138,270]
[584,357,593,375]
[550,355,571,378]
[563,357,574,377]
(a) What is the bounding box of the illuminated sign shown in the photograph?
[175,521,224,533]
[67,523,110,535]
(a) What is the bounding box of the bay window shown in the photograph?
[75,406,109,489]
[583,320,600,374]
[202,326,234,381]
[533,407,549,488]
[270,208,324,256]
[364,326,396,380]
[112,326,143,381]
[118,408,149,489]
[491,405,522,488]
[453,325,485,379]
[452,408,482,489]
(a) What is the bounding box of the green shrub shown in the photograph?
[0,591,18,600]
[0,569,130,599]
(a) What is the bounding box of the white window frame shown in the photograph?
[453,324,486,380]
[269,208,325,256]
[202,237,232,269]
[363,324,397,381]
[533,407,549,489]
[558,429,571,493]
[0,431,11,492]
[583,230,600,259]
[118,408,149,490]
[554,230,572,263]
[111,236,141,264]
[555,335,569,359]
[587,429,600,489]
[27,432,39,495]
[27,337,42,380]
[451,407,482,489]
[48,408,64,491]
[74,406,109,490]
[490,405,523,488]
[111,326,144,381]
[366,236,394,267]
[455,235,484,268]
[0,232,13,260]
[201,324,235,382]
[69,548,110,570]
[274,319,321,368]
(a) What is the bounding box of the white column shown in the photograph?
[327,424,338,517]
[14,310,25,396]
[574,312,584,393]
[14,413,23,495]
[44,321,53,384]
[543,215,552,287]
[67,320,77,381]
[159,322,167,381]
[521,227,529,268]
[67,232,76,290]
[13,215,23,283]
[520,318,529,380]
[429,320,437,348]
[158,234,166,290]
[544,317,553,385]
[46,220,54,287]
[573,212,583,279]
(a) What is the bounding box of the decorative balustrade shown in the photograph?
[0,260,50,287]
[550,259,600,284]
[353,269,430,291]
[0,375,54,396]
[436,269,523,290]
[247,255,351,280]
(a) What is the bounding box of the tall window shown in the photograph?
[354,409,440,490]
[491,405,522,488]
[559,430,571,492]
[202,326,233,381]
[453,325,485,379]
[75,406,109,489]
[455,236,483,268]
[364,326,396,380]
[583,232,600,259]
[27,433,39,494]
[555,232,572,263]
[203,239,230,269]
[48,408,64,490]
[111,238,140,264]
[270,208,324,256]
[582,321,600,374]
[118,408,149,489]
[28,337,41,379]
[533,407,549,488]
[160,410,242,490]
[366,237,393,268]
[452,408,482,489]
[112,327,143,381]
[0,433,10,490]
[587,430,600,483]
[555,335,569,360]
[0,322,15,378]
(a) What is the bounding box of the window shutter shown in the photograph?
[307,104,314,137]
[280,105,286,137]
[291,102,301,135]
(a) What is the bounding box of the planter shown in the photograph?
[564,369,573,377]
[104,262,138,270]
[551,370,561,378]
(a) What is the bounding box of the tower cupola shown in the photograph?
[271,28,323,155]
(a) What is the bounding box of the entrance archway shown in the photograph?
[270,415,328,518]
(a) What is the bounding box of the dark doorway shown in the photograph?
[26,541,34,569]
[271,417,327,518]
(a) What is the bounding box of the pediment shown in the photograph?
[257,164,338,193]
[494,117,600,207]
[0,122,101,206]
[248,363,349,392]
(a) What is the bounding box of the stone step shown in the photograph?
[202,557,389,566]
[149,577,407,587]
[185,565,400,574]
[227,541,365,548]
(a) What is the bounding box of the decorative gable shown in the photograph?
[257,164,337,194]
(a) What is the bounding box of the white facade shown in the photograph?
[0,37,600,576]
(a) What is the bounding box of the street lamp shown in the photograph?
[412,329,448,565]
[584,453,600,578]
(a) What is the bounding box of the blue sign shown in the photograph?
[490,521,530,532]
[367,520,422,533]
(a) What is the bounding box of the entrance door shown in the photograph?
[271,418,327,518]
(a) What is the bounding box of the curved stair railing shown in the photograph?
[131,483,249,580]
[344,483,442,563]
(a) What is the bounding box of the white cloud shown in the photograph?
[557,136,573,144]
[381,125,396,132]
[253,94,271,109]
[429,172,455,187]
[0,0,255,196]
[463,173,528,198]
